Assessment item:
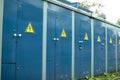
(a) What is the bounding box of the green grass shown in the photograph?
[79,71,120,80]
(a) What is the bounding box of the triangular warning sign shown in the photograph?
[110,38,112,44]
[97,36,101,43]
[84,33,89,41]
[61,29,67,38]
[25,22,35,33]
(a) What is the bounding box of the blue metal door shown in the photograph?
[47,3,72,80]
[107,24,116,72]
[16,0,43,80]
[75,13,91,79]
[117,31,120,70]
[94,20,106,75]
[2,0,17,80]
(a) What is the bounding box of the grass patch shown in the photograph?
[79,71,120,80]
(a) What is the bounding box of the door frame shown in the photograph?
[0,0,4,79]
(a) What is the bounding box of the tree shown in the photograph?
[78,0,104,15]
[59,0,104,16]
[116,19,120,25]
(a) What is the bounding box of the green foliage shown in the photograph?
[78,0,104,15]
[117,18,120,25]
[85,76,94,80]
[94,78,101,80]
[80,71,120,80]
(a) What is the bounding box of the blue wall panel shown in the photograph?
[107,24,116,72]
[47,3,72,80]
[75,13,91,79]
[2,0,17,80]
[2,64,15,80]
[2,0,17,63]
[94,20,106,75]
[16,0,43,80]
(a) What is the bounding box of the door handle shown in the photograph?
[53,38,57,41]
[113,44,116,47]
[18,34,22,37]
[53,38,59,41]
[78,41,83,44]
[101,43,104,50]
[13,33,17,37]
[13,33,22,38]
[56,38,59,41]
[101,43,105,46]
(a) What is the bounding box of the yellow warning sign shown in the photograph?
[110,38,112,44]
[61,29,67,38]
[97,36,101,43]
[25,22,35,33]
[84,33,89,41]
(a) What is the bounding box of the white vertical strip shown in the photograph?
[116,31,118,72]
[0,0,4,79]
[72,11,75,80]
[42,1,47,80]
[91,19,94,77]
[105,24,108,73]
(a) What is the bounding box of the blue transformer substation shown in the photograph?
[1,0,120,80]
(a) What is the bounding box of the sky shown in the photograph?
[67,0,120,23]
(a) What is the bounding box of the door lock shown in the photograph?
[16,66,20,70]
[79,45,83,50]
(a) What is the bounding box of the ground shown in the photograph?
[80,71,120,80]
